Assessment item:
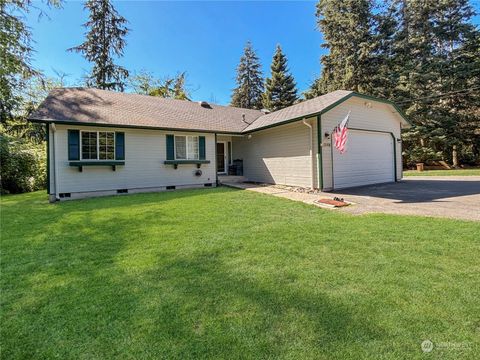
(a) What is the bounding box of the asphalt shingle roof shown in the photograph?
[243,90,352,132]
[29,88,263,133]
[29,88,373,133]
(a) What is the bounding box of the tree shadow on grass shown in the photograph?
[3,227,385,359]
[130,252,386,358]
[2,186,386,359]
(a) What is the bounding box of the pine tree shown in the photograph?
[369,2,399,99]
[69,0,129,91]
[308,0,479,166]
[394,0,480,166]
[430,0,480,166]
[263,45,298,111]
[230,41,264,109]
[308,0,376,96]
[0,0,61,123]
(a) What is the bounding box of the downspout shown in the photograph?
[317,115,323,190]
[302,119,315,189]
[46,123,50,195]
[51,123,59,202]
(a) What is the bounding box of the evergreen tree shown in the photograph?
[394,0,480,166]
[230,41,264,109]
[309,0,479,166]
[263,45,298,111]
[69,0,129,91]
[368,1,399,99]
[0,0,61,123]
[309,0,376,96]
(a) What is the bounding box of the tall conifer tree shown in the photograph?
[263,45,298,111]
[69,0,129,91]
[1,0,61,123]
[394,0,480,166]
[308,0,479,166]
[310,0,375,96]
[230,41,264,109]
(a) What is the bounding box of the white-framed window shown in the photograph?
[175,135,199,160]
[81,131,115,160]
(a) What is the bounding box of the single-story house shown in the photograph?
[29,88,410,201]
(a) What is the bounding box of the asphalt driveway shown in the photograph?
[223,176,480,221]
[330,176,480,221]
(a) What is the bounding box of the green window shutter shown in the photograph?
[115,132,125,160]
[199,136,206,160]
[166,134,175,160]
[68,130,80,160]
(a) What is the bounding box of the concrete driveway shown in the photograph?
[328,176,480,221]
[222,176,480,221]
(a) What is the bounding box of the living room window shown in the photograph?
[81,131,115,160]
[175,135,199,160]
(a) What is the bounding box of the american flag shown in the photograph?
[333,111,351,154]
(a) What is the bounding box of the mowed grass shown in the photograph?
[1,188,479,359]
[404,168,480,176]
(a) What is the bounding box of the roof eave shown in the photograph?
[27,118,245,135]
[28,91,411,135]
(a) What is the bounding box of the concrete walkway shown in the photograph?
[221,176,480,221]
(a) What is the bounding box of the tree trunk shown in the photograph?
[452,145,459,168]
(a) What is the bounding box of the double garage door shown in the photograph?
[332,130,395,190]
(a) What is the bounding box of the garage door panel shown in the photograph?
[333,130,394,189]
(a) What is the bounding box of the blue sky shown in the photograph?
[27,1,323,105]
[27,1,479,105]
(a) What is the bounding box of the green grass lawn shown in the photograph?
[404,168,480,176]
[1,188,479,359]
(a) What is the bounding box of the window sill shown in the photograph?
[69,161,125,172]
[164,160,210,169]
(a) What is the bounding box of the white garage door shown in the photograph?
[332,130,394,189]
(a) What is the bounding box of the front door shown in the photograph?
[216,142,226,174]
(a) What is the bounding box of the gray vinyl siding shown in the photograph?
[51,124,216,196]
[321,97,403,190]
[232,118,318,188]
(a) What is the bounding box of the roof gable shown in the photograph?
[243,90,353,132]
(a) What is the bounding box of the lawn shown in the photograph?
[1,188,479,359]
[404,168,480,176]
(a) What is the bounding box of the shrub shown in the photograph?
[0,134,46,194]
